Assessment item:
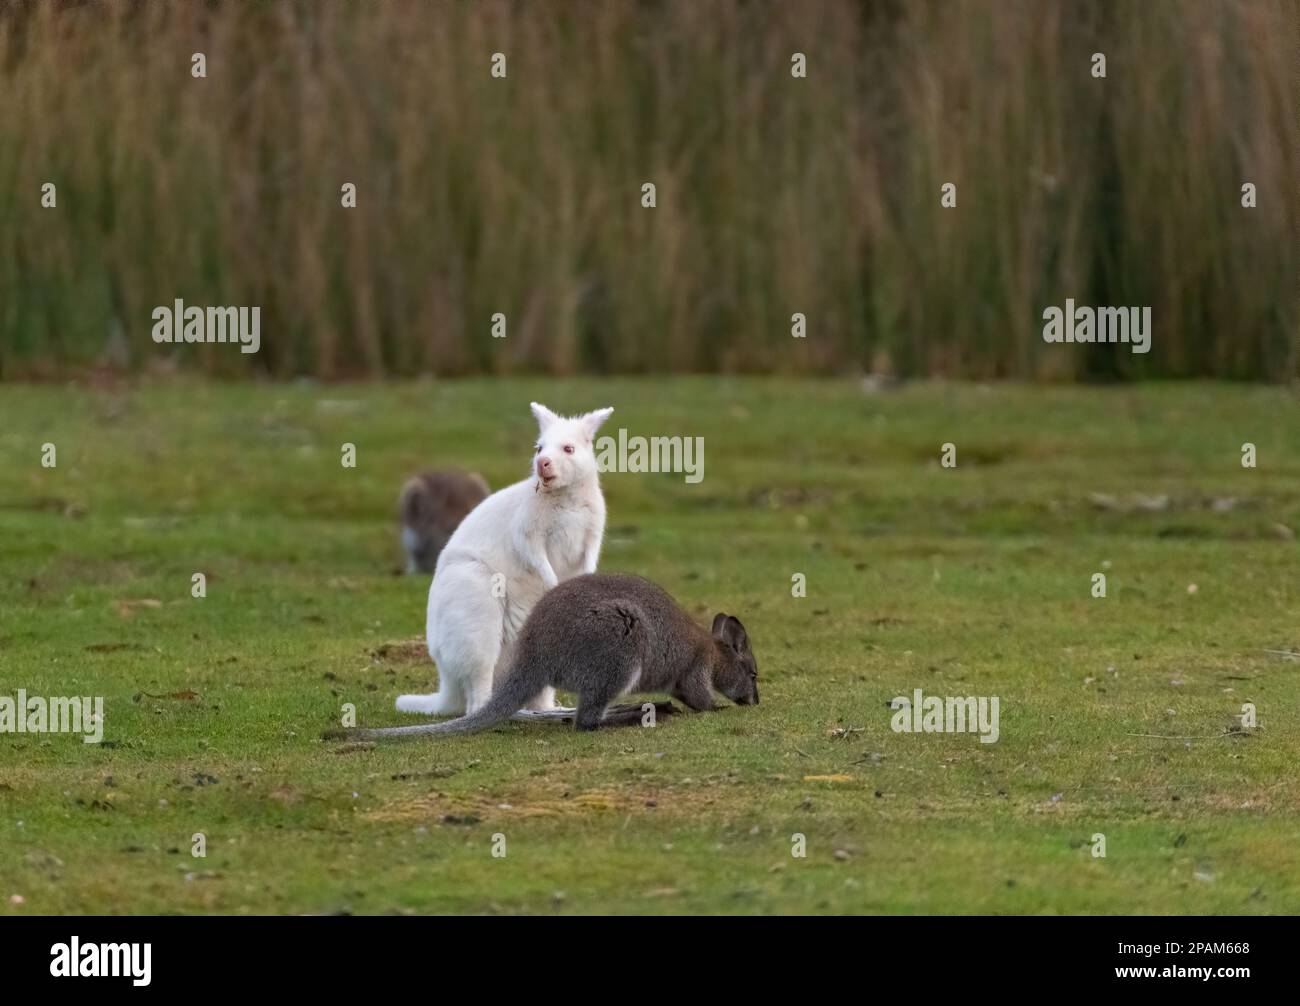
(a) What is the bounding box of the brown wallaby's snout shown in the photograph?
[711,612,759,706]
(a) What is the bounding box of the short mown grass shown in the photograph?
[0,378,1297,914]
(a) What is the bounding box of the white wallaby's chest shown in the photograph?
[545,508,593,574]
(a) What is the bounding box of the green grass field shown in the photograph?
[1,378,1296,914]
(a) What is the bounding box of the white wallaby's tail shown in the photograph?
[396,693,445,714]
[396,676,465,715]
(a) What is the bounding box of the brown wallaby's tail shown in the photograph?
[327,668,538,742]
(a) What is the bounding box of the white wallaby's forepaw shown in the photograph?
[396,693,453,715]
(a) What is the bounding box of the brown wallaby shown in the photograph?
[340,573,758,740]
[398,470,490,574]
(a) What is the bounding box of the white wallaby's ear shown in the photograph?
[580,406,614,440]
[531,402,561,431]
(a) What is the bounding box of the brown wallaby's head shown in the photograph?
[710,613,759,705]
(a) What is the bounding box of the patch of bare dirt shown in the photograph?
[370,638,428,664]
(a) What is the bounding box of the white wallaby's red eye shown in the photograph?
[535,444,541,453]
[564,444,575,454]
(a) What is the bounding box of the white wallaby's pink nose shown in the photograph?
[536,456,555,480]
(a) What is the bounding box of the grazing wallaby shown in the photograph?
[395,403,614,717]
[398,470,490,574]
[352,574,758,740]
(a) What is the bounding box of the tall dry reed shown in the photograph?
[0,0,1294,379]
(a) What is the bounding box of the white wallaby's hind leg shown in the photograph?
[463,673,496,715]
[521,685,560,711]
[424,560,504,716]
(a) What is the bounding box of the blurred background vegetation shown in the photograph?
[0,0,1295,381]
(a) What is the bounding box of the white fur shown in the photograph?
[400,526,421,574]
[396,403,614,716]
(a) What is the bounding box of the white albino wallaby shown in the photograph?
[396,402,614,716]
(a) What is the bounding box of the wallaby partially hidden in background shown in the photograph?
[351,574,757,740]
[395,403,614,717]
[398,470,490,574]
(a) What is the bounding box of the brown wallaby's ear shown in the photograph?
[711,613,729,638]
[722,615,748,653]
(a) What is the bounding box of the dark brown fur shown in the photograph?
[398,470,490,573]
